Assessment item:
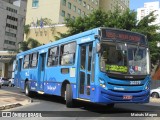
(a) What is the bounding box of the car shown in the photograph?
[8,78,15,87]
[0,77,9,86]
[0,77,4,87]
[150,87,160,98]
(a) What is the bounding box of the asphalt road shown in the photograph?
[1,87,160,120]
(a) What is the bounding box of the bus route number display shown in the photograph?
[101,29,146,45]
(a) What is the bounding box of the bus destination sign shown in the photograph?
[101,29,147,45]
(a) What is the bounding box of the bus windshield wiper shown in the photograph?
[134,42,140,61]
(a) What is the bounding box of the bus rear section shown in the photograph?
[91,28,150,104]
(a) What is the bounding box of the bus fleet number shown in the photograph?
[130,81,141,85]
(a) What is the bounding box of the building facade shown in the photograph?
[0,0,27,78]
[25,0,99,25]
[0,0,26,51]
[137,1,160,30]
[99,0,130,12]
[27,24,68,44]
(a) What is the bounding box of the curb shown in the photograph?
[0,98,32,111]
[0,103,22,110]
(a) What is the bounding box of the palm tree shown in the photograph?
[19,38,41,51]
[24,24,30,39]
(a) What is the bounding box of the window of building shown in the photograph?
[111,4,113,9]
[67,13,71,18]
[23,55,30,69]
[6,7,17,13]
[60,42,76,65]
[91,7,94,11]
[68,2,71,9]
[30,53,38,68]
[32,0,39,7]
[87,4,90,10]
[61,10,65,17]
[62,0,66,6]
[5,32,16,37]
[95,1,98,5]
[78,8,81,15]
[4,40,16,45]
[83,1,86,7]
[73,5,76,12]
[78,0,82,4]
[7,15,18,22]
[6,23,17,30]
[72,16,75,20]
[82,11,85,16]
[47,47,59,66]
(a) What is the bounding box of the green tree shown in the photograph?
[24,24,30,39]
[19,38,41,51]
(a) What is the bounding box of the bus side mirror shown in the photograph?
[96,43,101,53]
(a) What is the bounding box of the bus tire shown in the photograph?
[66,84,74,108]
[25,81,32,97]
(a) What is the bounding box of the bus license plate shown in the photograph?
[123,95,132,100]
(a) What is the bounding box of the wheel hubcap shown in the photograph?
[25,86,28,95]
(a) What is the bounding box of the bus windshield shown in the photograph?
[100,42,148,75]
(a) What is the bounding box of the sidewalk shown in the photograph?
[150,97,160,103]
[0,88,31,110]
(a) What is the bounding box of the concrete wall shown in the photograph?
[27,24,68,44]
[99,0,129,12]
[25,0,61,25]
[25,0,99,25]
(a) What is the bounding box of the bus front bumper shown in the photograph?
[94,86,150,104]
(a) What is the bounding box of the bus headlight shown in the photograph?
[99,79,106,88]
[145,83,150,90]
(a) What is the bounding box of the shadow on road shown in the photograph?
[29,92,160,115]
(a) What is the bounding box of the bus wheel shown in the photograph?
[66,84,74,108]
[25,81,32,97]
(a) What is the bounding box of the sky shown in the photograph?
[130,0,160,10]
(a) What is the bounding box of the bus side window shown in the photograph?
[14,60,18,71]
[30,52,38,68]
[23,54,30,69]
[47,46,59,66]
[60,42,76,65]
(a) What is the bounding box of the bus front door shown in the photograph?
[15,59,22,87]
[78,43,93,100]
[38,53,46,91]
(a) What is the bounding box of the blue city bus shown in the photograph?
[14,27,151,108]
